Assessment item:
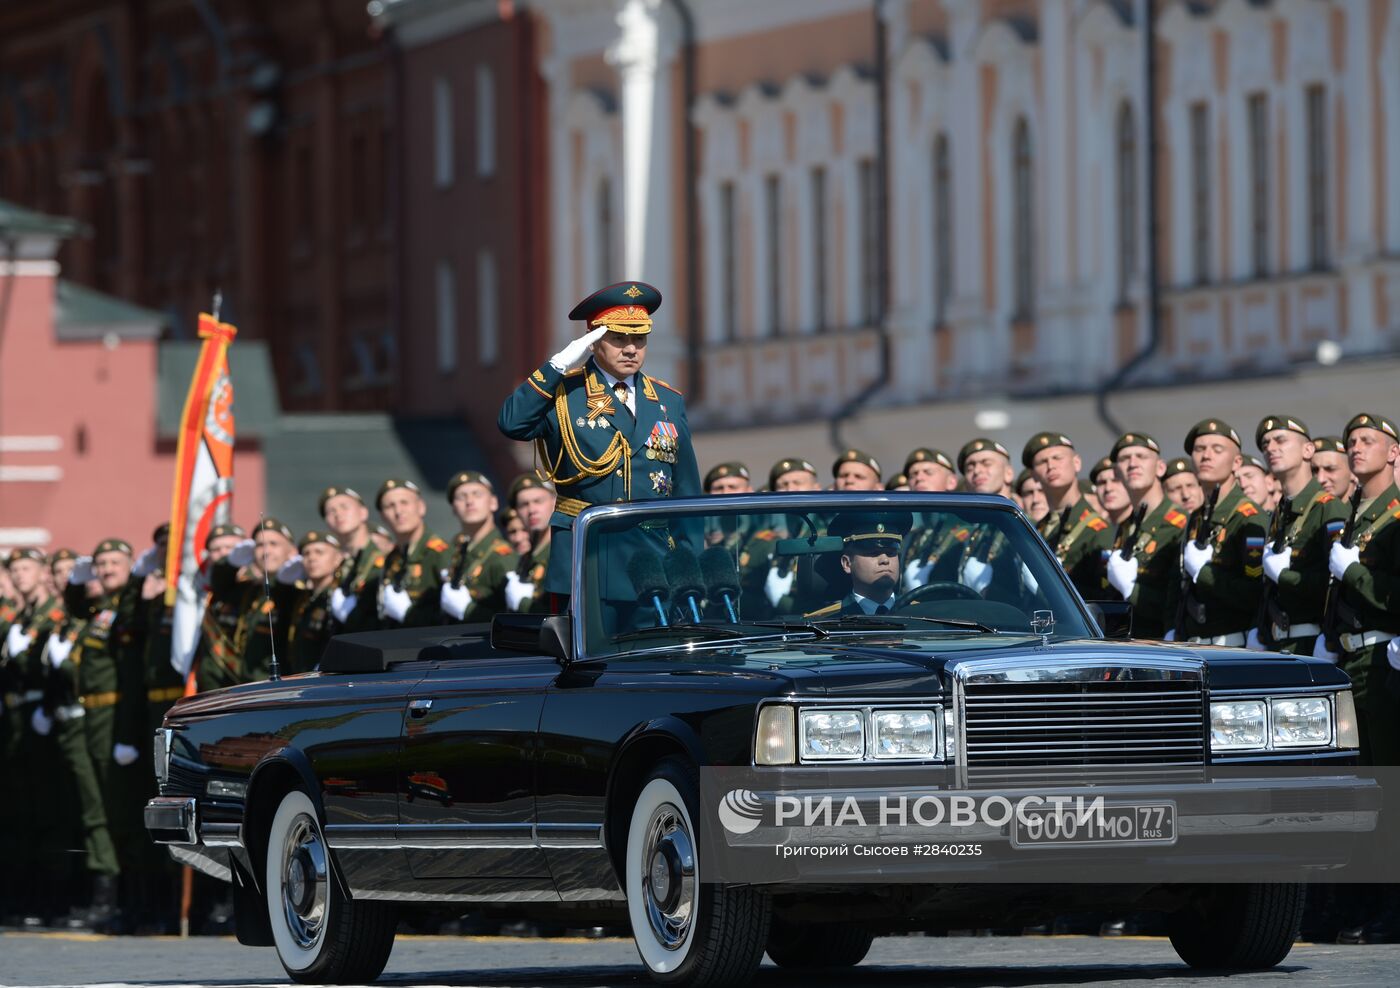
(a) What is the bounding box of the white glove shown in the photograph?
[329,588,357,623]
[440,581,471,621]
[228,539,257,568]
[1329,542,1360,583]
[5,624,31,657]
[960,556,993,594]
[1182,541,1214,582]
[1312,635,1339,663]
[1105,553,1138,601]
[764,565,795,608]
[1262,546,1291,585]
[1163,629,1177,642]
[1245,627,1267,652]
[69,555,94,585]
[1388,637,1400,671]
[903,559,932,588]
[381,583,412,623]
[504,571,534,612]
[30,707,52,737]
[132,545,160,578]
[277,555,306,586]
[113,743,139,767]
[46,636,74,668]
[548,326,608,374]
[1019,562,1039,597]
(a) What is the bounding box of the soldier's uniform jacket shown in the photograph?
[1115,499,1187,640]
[287,584,336,675]
[361,532,451,628]
[498,356,701,595]
[197,563,251,693]
[1,595,64,715]
[63,577,145,752]
[132,585,184,728]
[1332,483,1400,642]
[1036,498,1115,601]
[336,542,382,598]
[1165,484,1267,639]
[1262,480,1350,646]
[206,559,291,685]
[445,527,517,623]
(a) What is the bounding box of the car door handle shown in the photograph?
[408,698,433,718]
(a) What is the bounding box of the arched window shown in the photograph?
[596,177,614,285]
[1115,102,1137,303]
[1012,117,1034,318]
[933,132,953,323]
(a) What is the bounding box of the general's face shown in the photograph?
[1191,436,1241,485]
[1094,470,1131,516]
[254,530,295,574]
[963,451,1012,495]
[592,330,646,379]
[1347,428,1400,480]
[1031,447,1080,492]
[1164,472,1205,512]
[7,558,42,596]
[834,462,882,491]
[451,482,497,527]
[1114,446,1163,495]
[840,540,900,599]
[322,495,369,538]
[206,535,241,563]
[1260,430,1311,477]
[907,461,957,493]
[774,469,821,492]
[93,549,132,592]
[708,475,752,495]
[302,542,343,582]
[515,487,556,532]
[380,489,427,537]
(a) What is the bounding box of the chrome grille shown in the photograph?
[160,762,206,798]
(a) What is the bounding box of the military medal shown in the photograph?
[576,416,586,427]
[650,470,672,495]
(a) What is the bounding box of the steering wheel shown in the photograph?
[892,581,983,611]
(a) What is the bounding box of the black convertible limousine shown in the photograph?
[145,493,1379,985]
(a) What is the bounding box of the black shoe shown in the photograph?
[1358,908,1400,945]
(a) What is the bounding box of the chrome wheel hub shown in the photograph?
[281,813,328,949]
[641,804,695,950]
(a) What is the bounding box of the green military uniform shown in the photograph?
[1036,500,1114,600]
[516,538,552,615]
[193,524,248,694]
[286,585,335,674]
[1258,480,1348,652]
[1113,498,1187,639]
[446,526,517,623]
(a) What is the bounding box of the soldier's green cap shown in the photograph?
[254,518,295,542]
[1089,457,1116,482]
[1343,413,1399,442]
[1239,454,1269,474]
[1022,432,1074,468]
[768,457,818,489]
[1184,419,1242,453]
[1110,432,1161,461]
[318,486,365,516]
[1255,415,1310,450]
[372,523,393,538]
[507,474,553,507]
[6,547,45,566]
[829,511,912,546]
[956,438,1010,474]
[47,548,78,565]
[152,522,170,543]
[205,524,246,548]
[903,448,953,476]
[704,462,750,492]
[1014,468,1037,493]
[884,473,909,491]
[1078,478,1095,496]
[1311,435,1347,455]
[376,478,422,508]
[93,538,132,557]
[298,530,342,553]
[446,471,494,502]
[834,449,882,479]
[1163,457,1197,479]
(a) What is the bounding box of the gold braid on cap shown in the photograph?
[589,305,652,332]
[533,386,633,498]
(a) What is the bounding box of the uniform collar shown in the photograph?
[850,591,895,615]
[596,365,636,392]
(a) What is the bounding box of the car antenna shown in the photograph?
[260,511,281,682]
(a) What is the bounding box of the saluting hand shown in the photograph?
[329,588,357,623]
[132,545,161,578]
[277,555,307,586]
[228,539,257,569]
[549,326,609,374]
[69,555,94,585]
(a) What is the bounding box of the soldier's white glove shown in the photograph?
[1182,541,1213,582]
[30,707,52,737]
[46,636,74,668]
[764,565,795,608]
[1019,562,1039,597]
[382,584,412,623]
[959,557,993,594]
[1262,546,1291,584]
[1312,636,1339,663]
[112,743,139,767]
[1388,637,1400,671]
[1245,627,1267,652]
[1329,542,1360,582]
[440,581,471,621]
[5,624,31,657]
[904,559,933,588]
[69,555,94,585]
[277,555,306,586]
[329,588,357,623]
[1105,553,1138,601]
[132,546,160,578]
[504,572,534,612]
[228,539,257,569]
[1163,629,1177,642]
[548,326,609,374]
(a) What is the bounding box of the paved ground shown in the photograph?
[1,932,1398,988]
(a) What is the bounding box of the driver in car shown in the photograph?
[805,513,911,618]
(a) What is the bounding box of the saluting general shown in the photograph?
[498,282,701,607]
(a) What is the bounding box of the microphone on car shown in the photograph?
[663,548,706,624]
[699,547,741,623]
[626,550,670,627]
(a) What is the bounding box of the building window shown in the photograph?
[596,177,614,285]
[857,157,878,326]
[719,180,737,341]
[435,260,457,372]
[1012,117,1034,318]
[475,64,496,178]
[764,174,782,336]
[477,250,499,365]
[1189,101,1210,285]
[811,166,828,332]
[933,133,953,323]
[1247,93,1269,278]
[433,77,453,189]
[1305,84,1329,270]
[1115,103,1137,302]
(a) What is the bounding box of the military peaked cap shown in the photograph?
[568,282,663,335]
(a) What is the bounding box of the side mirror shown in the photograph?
[539,615,574,665]
[1087,600,1133,640]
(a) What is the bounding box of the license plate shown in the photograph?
[1011,802,1176,848]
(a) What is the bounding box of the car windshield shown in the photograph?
[575,494,1095,657]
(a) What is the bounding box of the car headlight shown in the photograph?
[872,709,940,759]
[755,705,796,765]
[1210,701,1267,751]
[799,709,864,760]
[1271,697,1332,748]
[1335,690,1360,749]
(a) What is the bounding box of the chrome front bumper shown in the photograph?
[145,796,197,845]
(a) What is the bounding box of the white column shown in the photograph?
[943,0,988,389]
[542,54,576,352]
[1340,0,1379,351]
[1037,0,1083,387]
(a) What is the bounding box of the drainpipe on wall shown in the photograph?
[830,0,892,453]
[665,0,701,403]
